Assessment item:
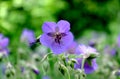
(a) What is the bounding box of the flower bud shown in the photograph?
[28,63,40,75]
[0,53,4,61]
[87,53,99,60]
[58,62,67,75]
[32,54,40,62]
[43,61,49,72]
[112,70,120,76]
[5,63,15,77]
[68,58,78,68]
[32,68,40,75]
[75,69,86,78]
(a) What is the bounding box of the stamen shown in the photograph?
[54,33,67,44]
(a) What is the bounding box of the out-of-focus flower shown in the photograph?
[25,62,40,75]
[42,76,50,79]
[104,46,117,56]
[21,67,25,73]
[32,68,40,75]
[21,29,36,46]
[74,58,98,74]
[66,41,77,54]
[5,62,15,77]
[31,65,40,75]
[76,44,99,59]
[117,35,120,48]
[110,48,117,56]
[0,34,9,55]
[88,41,96,47]
[40,20,74,54]
[112,70,120,76]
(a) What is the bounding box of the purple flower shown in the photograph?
[110,48,117,56]
[32,68,40,75]
[0,34,9,55]
[114,70,120,76]
[21,29,36,45]
[118,35,120,48]
[66,41,77,54]
[104,46,117,56]
[88,41,96,47]
[0,34,9,49]
[42,76,50,79]
[74,58,98,74]
[76,44,98,58]
[40,20,74,54]
[21,67,25,73]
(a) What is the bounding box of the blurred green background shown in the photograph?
[0,0,119,40]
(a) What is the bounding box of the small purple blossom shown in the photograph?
[42,76,50,79]
[88,41,96,47]
[76,44,98,58]
[74,58,98,74]
[21,29,36,46]
[104,46,117,56]
[114,70,120,76]
[66,41,77,54]
[0,34,9,55]
[110,48,117,56]
[32,69,40,75]
[40,20,74,54]
[74,44,98,74]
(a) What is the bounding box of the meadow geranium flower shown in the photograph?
[74,58,98,74]
[40,20,74,54]
[75,44,98,74]
[76,44,99,59]
[0,34,9,55]
[21,29,36,46]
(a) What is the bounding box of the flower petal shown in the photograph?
[76,44,87,55]
[50,42,66,54]
[74,58,98,74]
[21,29,36,44]
[66,41,78,54]
[40,34,54,47]
[0,38,9,48]
[61,32,74,47]
[0,34,3,39]
[0,48,9,55]
[84,59,98,74]
[42,22,56,33]
[57,20,70,32]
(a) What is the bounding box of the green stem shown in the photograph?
[42,65,46,75]
[81,58,85,71]
[80,58,86,79]
[40,53,53,63]
[5,55,10,63]
[75,74,79,79]
[66,69,70,79]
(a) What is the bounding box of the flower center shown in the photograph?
[47,26,67,44]
[47,32,66,44]
[55,33,63,44]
